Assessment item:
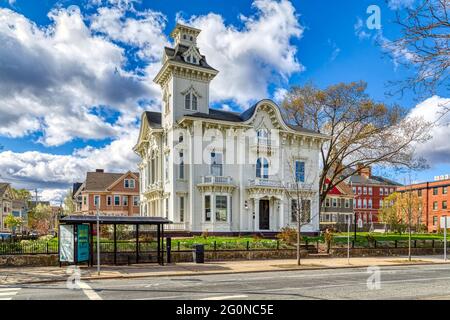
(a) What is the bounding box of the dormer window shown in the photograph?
[184,92,198,111]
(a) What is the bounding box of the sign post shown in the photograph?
[440,216,449,261]
[347,215,351,265]
[444,216,447,261]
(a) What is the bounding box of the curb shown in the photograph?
[5,260,450,285]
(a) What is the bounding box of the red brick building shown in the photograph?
[73,169,140,216]
[347,166,401,224]
[397,176,450,232]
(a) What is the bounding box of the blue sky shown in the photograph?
[0,0,448,202]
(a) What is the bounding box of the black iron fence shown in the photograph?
[0,239,311,255]
[333,239,449,249]
[1,238,447,255]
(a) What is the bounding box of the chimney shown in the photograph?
[357,164,371,178]
[96,169,104,173]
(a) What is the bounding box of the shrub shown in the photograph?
[252,233,263,242]
[38,235,54,242]
[201,230,209,239]
[277,227,298,245]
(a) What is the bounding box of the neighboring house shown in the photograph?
[320,177,354,228]
[12,199,28,233]
[347,165,401,224]
[133,24,328,235]
[74,169,140,216]
[0,183,13,232]
[397,175,450,233]
[72,182,83,212]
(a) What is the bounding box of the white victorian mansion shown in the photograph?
[134,24,328,235]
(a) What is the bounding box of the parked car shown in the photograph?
[28,231,39,239]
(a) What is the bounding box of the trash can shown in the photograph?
[193,244,204,263]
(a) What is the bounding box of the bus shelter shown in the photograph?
[59,215,172,266]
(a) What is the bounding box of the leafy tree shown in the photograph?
[28,203,53,235]
[4,214,23,235]
[12,188,31,202]
[63,189,75,214]
[281,81,431,207]
[379,188,423,261]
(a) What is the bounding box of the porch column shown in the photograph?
[279,198,284,229]
[254,198,260,232]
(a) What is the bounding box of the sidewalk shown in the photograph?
[1,255,449,285]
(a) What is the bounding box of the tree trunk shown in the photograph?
[408,222,412,262]
[297,217,301,266]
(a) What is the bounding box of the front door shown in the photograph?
[259,199,270,230]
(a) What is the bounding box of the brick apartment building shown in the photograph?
[347,165,401,224]
[73,169,140,216]
[320,177,354,227]
[397,175,450,232]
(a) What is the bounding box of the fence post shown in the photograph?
[246,241,250,251]
[276,240,279,250]
[374,240,377,248]
[432,239,435,248]
[414,240,417,248]
[305,239,308,247]
[46,242,49,254]
[317,240,319,251]
[214,241,217,251]
[177,241,180,251]
[394,240,397,248]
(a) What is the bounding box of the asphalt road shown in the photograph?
[4,264,450,300]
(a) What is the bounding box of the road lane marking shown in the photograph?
[201,295,248,300]
[77,282,102,300]
[0,287,21,300]
[0,288,20,292]
[0,292,18,296]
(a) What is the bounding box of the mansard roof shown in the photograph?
[164,44,217,72]
[188,100,322,135]
[141,100,326,138]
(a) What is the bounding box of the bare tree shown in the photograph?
[281,81,431,207]
[383,0,449,96]
[279,156,319,266]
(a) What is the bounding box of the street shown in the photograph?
[3,264,450,300]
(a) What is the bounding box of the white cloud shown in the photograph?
[0,6,164,146]
[0,130,140,190]
[408,96,450,164]
[180,0,304,106]
[272,87,287,103]
[90,5,169,61]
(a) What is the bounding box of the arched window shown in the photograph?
[185,93,191,110]
[257,128,269,145]
[178,134,183,143]
[184,92,198,110]
[192,94,198,110]
[256,158,269,179]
